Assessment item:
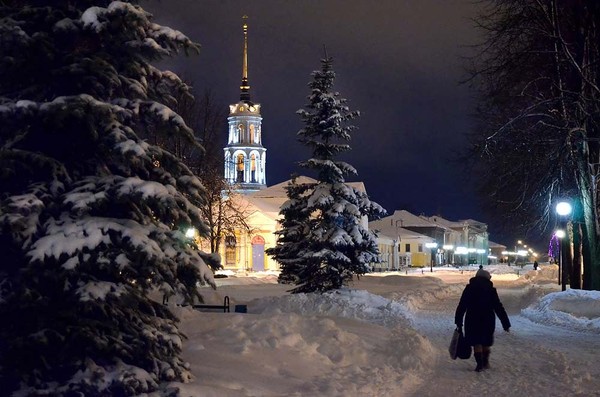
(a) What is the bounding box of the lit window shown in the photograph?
[225,236,236,265]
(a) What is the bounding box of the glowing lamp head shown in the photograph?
[456,246,469,255]
[185,228,196,239]
[556,201,572,216]
[555,229,566,239]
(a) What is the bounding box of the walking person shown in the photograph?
[455,268,511,372]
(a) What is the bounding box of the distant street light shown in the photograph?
[425,242,438,273]
[443,245,454,265]
[514,240,524,265]
[185,227,197,239]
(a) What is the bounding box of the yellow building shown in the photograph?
[369,217,436,269]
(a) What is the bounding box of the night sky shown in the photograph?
[145,1,496,239]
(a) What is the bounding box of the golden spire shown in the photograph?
[240,15,250,101]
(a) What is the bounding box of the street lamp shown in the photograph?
[514,240,523,265]
[425,242,438,273]
[185,227,197,239]
[556,202,573,217]
[456,246,468,266]
[443,244,454,266]
[555,201,572,291]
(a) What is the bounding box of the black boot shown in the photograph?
[474,352,484,372]
[482,349,490,369]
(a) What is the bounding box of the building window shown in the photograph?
[405,243,410,253]
[418,244,423,253]
[225,235,236,266]
[250,154,256,182]
[236,153,245,182]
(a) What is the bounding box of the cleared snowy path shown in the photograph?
[407,283,600,397]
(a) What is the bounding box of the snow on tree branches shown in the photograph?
[267,56,386,293]
[0,2,217,395]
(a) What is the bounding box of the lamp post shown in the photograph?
[443,245,454,266]
[456,246,468,266]
[555,229,565,286]
[476,249,486,266]
[425,242,438,273]
[555,201,572,291]
[514,240,523,265]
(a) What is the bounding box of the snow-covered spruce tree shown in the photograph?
[0,2,217,395]
[267,56,386,293]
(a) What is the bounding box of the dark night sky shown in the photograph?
[144,1,502,240]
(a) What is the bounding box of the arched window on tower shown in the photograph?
[249,124,255,143]
[256,126,261,144]
[250,154,256,182]
[238,124,245,143]
[236,153,245,183]
[225,235,236,266]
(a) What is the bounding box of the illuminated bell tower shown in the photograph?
[224,15,267,192]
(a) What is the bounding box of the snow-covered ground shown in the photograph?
[164,264,600,396]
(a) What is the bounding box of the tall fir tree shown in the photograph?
[267,56,386,293]
[0,1,217,395]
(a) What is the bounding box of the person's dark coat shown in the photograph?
[455,276,511,346]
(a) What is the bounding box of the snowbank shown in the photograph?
[166,264,600,396]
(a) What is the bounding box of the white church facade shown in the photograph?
[217,177,370,272]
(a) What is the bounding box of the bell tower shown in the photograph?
[223,16,267,192]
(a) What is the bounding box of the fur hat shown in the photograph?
[475,268,492,279]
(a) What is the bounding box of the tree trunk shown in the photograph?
[571,220,582,289]
[577,169,600,290]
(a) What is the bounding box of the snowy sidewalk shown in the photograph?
[170,268,600,396]
[408,283,600,397]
